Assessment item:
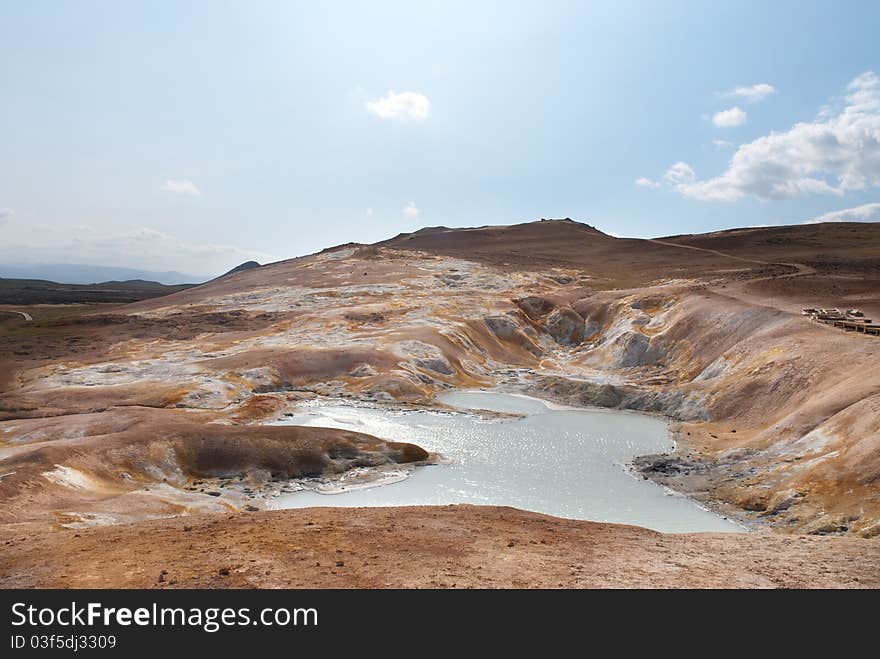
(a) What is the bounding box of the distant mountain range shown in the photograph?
[0,263,205,285]
[0,277,195,305]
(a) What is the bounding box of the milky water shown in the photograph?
[271,391,743,533]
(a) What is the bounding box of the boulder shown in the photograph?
[483,315,542,357]
[546,308,586,346]
[761,489,803,516]
[484,315,519,339]
[803,514,855,535]
[583,320,601,339]
[633,454,702,476]
[349,363,378,378]
[416,358,454,375]
[514,296,555,319]
[613,331,663,367]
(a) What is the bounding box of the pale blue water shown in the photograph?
[271,391,743,533]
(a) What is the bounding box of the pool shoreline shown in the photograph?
[262,389,748,533]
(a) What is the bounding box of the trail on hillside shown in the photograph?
[647,238,771,266]
[647,238,820,316]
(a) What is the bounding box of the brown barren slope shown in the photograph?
[1,219,879,588]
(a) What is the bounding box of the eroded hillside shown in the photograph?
[1,220,878,557]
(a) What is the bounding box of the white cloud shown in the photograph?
[402,201,420,219]
[805,202,880,224]
[635,177,660,189]
[722,83,777,103]
[666,71,880,202]
[712,139,734,150]
[663,162,696,187]
[161,179,202,196]
[366,90,430,120]
[0,208,13,226]
[712,106,747,127]
[365,207,374,217]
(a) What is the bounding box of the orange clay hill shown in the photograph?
[1,218,879,588]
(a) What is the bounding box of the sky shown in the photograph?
[1,1,879,277]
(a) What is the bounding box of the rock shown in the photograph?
[349,363,378,378]
[630,296,669,310]
[546,308,586,346]
[736,495,769,512]
[761,489,803,516]
[484,315,519,339]
[583,320,601,339]
[416,358,454,376]
[613,331,663,367]
[343,311,386,324]
[857,521,880,538]
[633,454,702,476]
[695,356,732,381]
[483,315,542,357]
[387,442,430,463]
[803,514,854,535]
[438,274,464,286]
[514,296,556,319]
[244,469,272,485]
[395,340,455,375]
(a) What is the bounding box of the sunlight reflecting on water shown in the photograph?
[271,391,743,533]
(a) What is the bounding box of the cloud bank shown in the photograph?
[0,225,274,277]
[805,201,880,224]
[642,72,880,202]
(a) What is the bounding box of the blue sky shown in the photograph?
[1,1,878,276]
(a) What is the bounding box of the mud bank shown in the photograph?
[0,407,429,527]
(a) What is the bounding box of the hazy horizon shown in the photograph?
[2,1,879,276]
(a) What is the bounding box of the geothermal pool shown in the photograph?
[271,391,743,533]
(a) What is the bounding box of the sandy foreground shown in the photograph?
[1,506,876,589]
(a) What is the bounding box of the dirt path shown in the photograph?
[648,238,819,315]
[2,506,877,589]
[649,238,816,276]
[647,238,772,266]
